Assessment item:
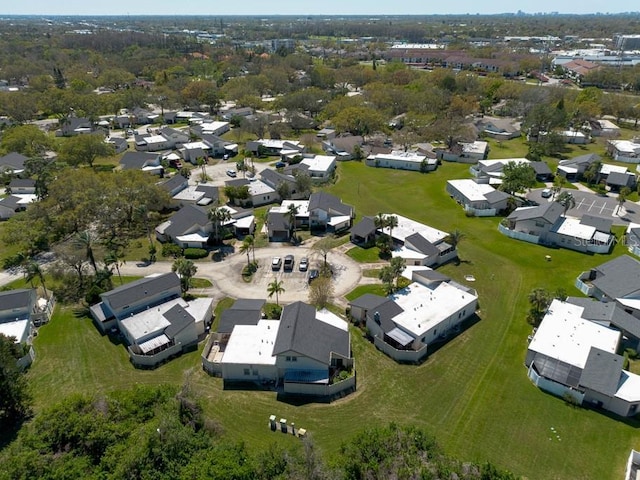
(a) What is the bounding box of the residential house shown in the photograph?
[260,168,306,200]
[202,301,355,399]
[439,141,489,163]
[562,59,601,83]
[308,191,354,232]
[625,451,640,480]
[366,150,437,172]
[266,210,291,241]
[469,158,531,185]
[576,255,640,318]
[529,161,553,181]
[221,106,254,121]
[296,155,336,180]
[560,130,590,145]
[474,116,521,140]
[608,140,640,163]
[159,174,189,197]
[349,268,478,363]
[119,152,163,175]
[446,179,513,216]
[626,223,640,258]
[56,117,93,137]
[107,136,129,154]
[605,171,636,191]
[89,273,213,368]
[201,134,238,158]
[192,121,230,137]
[226,178,279,207]
[0,152,28,175]
[246,139,304,157]
[0,195,28,220]
[180,141,212,164]
[134,133,174,152]
[0,288,50,369]
[321,135,363,160]
[556,153,600,180]
[588,119,620,138]
[155,204,212,248]
[159,127,190,146]
[501,202,614,253]
[7,178,36,195]
[525,299,640,417]
[316,127,336,140]
[350,216,377,245]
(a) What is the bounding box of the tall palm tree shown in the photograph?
[104,250,124,285]
[373,212,387,233]
[73,230,100,274]
[267,278,285,306]
[208,206,232,244]
[239,238,252,269]
[24,260,49,301]
[172,258,197,295]
[286,203,300,241]
[386,215,399,243]
[617,187,631,216]
[446,229,465,249]
[556,191,576,217]
[244,234,256,263]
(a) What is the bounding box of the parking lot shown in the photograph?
[527,188,640,226]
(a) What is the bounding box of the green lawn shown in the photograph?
[345,284,387,301]
[24,159,640,480]
[346,245,384,263]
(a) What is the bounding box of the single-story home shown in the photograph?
[556,153,600,180]
[469,158,530,185]
[588,119,620,138]
[298,155,337,180]
[349,268,478,363]
[202,301,355,399]
[107,136,129,154]
[560,130,590,145]
[56,117,93,137]
[134,133,174,152]
[159,174,189,197]
[439,141,489,163]
[0,195,28,220]
[526,299,640,417]
[321,135,362,160]
[89,272,213,368]
[260,168,306,200]
[226,178,279,207]
[474,116,521,140]
[246,139,304,157]
[0,152,28,175]
[119,152,163,175]
[7,178,36,195]
[607,140,640,164]
[350,216,377,245]
[193,121,230,137]
[446,179,513,216]
[501,202,614,254]
[365,150,437,172]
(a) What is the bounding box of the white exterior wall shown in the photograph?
[173,322,198,347]
[222,362,278,381]
[275,351,327,373]
[583,390,638,417]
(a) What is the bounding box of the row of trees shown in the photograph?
[0,383,518,479]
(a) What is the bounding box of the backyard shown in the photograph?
[23,159,640,480]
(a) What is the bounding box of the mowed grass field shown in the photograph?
[26,160,640,480]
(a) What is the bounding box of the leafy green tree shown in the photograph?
[527,288,551,326]
[208,206,232,244]
[499,162,536,195]
[617,186,631,216]
[556,191,576,217]
[57,134,114,168]
[267,278,285,306]
[23,259,49,301]
[332,106,385,140]
[172,258,197,295]
[294,172,312,198]
[389,256,406,289]
[0,124,52,157]
[309,275,334,309]
[379,266,395,294]
[286,202,300,240]
[73,230,101,275]
[0,334,31,429]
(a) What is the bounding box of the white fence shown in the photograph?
[129,342,183,368]
[374,335,428,363]
[284,374,356,397]
[498,223,540,244]
[17,346,35,371]
[465,206,497,217]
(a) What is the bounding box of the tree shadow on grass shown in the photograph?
[0,416,29,449]
[73,306,90,318]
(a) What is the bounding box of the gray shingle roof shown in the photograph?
[0,152,28,171]
[8,178,36,188]
[164,304,195,337]
[267,211,289,232]
[484,189,510,204]
[120,152,159,170]
[260,168,296,189]
[566,296,640,340]
[350,216,376,238]
[529,161,552,176]
[163,204,210,239]
[579,347,623,396]
[508,201,563,223]
[308,191,352,216]
[580,214,612,233]
[101,272,180,310]
[405,232,439,257]
[606,171,634,187]
[591,255,640,300]
[349,293,389,310]
[273,301,350,365]
[160,174,188,193]
[0,195,22,210]
[413,269,451,285]
[218,298,265,334]
[0,289,35,312]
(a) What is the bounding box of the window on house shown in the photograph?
[535,221,545,228]
[286,356,291,361]
[291,356,297,362]
[433,329,437,336]
[243,368,250,376]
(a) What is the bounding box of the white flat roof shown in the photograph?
[0,319,29,343]
[447,179,496,202]
[256,139,300,149]
[272,200,310,216]
[144,135,168,144]
[392,246,426,261]
[201,121,229,132]
[176,232,209,243]
[369,151,426,163]
[120,299,183,341]
[301,155,336,172]
[221,319,279,365]
[610,140,640,154]
[14,194,37,205]
[316,309,348,332]
[529,299,620,369]
[390,282,477,338]
[381,214,448,244]
[615,370,640,402]
[173,186,205,202]
[248,180,276,196]
[235,215,255,229]
[182,141,211,150]
[600,163,628,175]
[327,215,351,227]
[462,140,488,154]
[552,217,596,241]
[477,158,529,170]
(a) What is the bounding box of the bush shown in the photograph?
[264,303,282,319]
[161,243,183,258]
[183,248,208,259]
[625,348,638,359]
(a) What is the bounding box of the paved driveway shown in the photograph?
[527,188,640,226]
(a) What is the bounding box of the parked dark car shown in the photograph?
[284,255,294,271]
[308,269,319,283]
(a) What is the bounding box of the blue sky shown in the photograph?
[0,1,634,16]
